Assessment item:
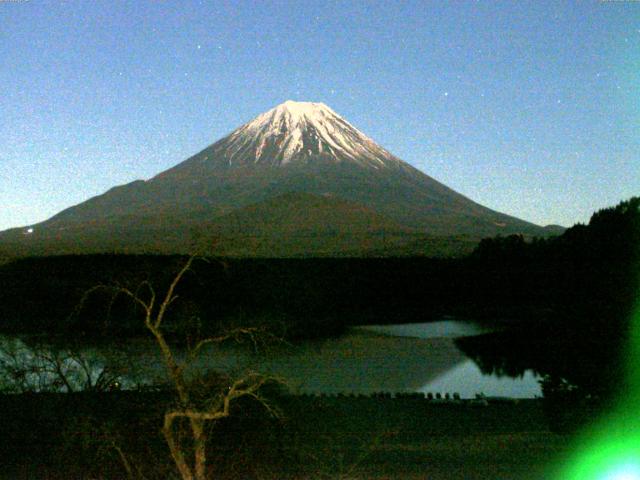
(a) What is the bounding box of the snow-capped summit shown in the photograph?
[177,100,400,170]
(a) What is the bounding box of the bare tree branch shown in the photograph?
[68,254,283,480]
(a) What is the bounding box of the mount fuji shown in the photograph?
[0,101,558,257]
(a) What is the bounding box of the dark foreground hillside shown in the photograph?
[0,392,570,480]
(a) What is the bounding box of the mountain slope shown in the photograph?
[0,101,555,257]
[204,191,412,257]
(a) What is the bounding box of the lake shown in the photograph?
[0,320,541,398]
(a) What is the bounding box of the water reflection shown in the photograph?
[256,331,468,394]
[421,360,541,399]
[0,321,541,398]
[355,320,488,339]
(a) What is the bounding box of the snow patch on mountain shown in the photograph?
[222,100,399,168]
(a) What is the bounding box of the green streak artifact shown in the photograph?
[559,298,640,478]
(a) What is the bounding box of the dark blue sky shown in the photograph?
[1,0,638,230]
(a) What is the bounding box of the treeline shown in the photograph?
[0,250,561,340]
[0,255,464,340]
[469,196,639,323]
[458,197,640,400]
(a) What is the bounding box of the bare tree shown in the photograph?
[0,338,125,393]
[89,255,282,480]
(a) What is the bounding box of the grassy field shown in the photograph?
[277,396,571,479]
[0,393,575,479]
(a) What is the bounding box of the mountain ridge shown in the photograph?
[0,101,558,257]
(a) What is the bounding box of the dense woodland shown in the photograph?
[459,197,639,401]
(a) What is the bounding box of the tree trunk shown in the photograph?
[193,420,208,480]
[163,414,195,480]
